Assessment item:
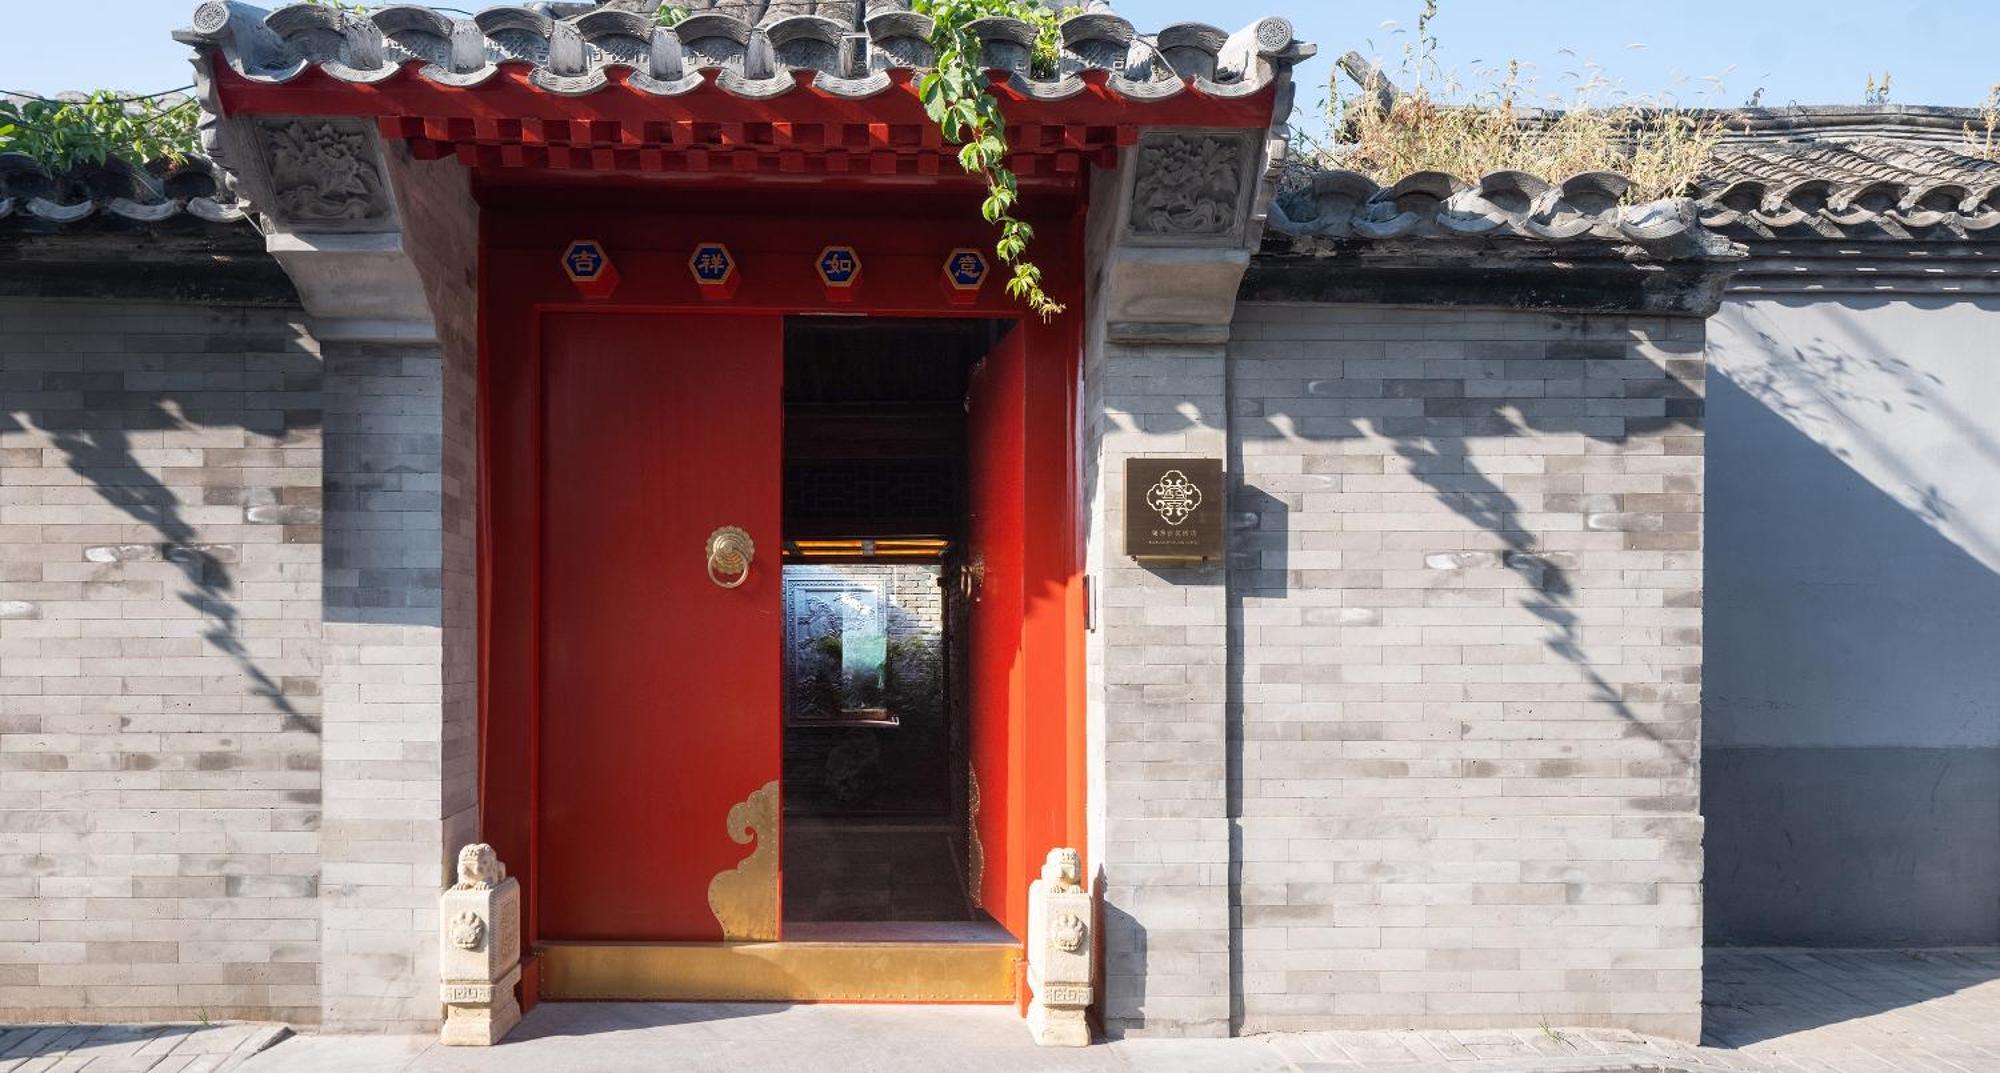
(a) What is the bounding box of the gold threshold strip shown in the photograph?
[539,940,1021,1003]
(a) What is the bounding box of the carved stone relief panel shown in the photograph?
[1125,130,1258,246]
[255,118,393,230]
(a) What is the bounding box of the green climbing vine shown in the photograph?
[913,0,1075,319]
[0,90,200,173]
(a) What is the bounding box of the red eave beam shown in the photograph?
[211,62,1278,137]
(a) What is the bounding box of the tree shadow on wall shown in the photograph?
[1072,318,1712,768]
[1,317,322,738]
[1703,295,2000,967]
[1717,296,2000,572]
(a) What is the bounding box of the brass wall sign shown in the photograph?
[1126,458,1224,561]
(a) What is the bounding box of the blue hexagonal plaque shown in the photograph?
[562,240,609,282]
[817,246,862,289]
[690,243,737,288]
[945,248,989,292]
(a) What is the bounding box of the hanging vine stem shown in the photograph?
[914,0,1072,320]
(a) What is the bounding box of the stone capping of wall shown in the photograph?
[1244,238,1743,316]
[1701,141,1999,239]
[1721,243,2000,296]
[0,218,296,303]
[0,125,292,302]
[1259,168,1747,315]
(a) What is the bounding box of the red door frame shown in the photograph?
[476,180,1090,998]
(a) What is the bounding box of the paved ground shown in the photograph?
[0,1022,289,1073]
[15,949,1998,1072]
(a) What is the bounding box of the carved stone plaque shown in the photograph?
[1126,131,1256,244]
[1126,458,1224,561]
[256,118,392,230]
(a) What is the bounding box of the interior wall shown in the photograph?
[1704,295,2000,945]
[781,563,951,817]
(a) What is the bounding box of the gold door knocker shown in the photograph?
[706,526,756,589]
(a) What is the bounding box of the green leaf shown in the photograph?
[909,0,1066,320]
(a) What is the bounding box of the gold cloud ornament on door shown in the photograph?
[707,779,780,941]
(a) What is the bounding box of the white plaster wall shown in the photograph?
[1704,295,2000,945]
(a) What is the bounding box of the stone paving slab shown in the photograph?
[157,948,2000,1073]
[0,1024,287,1073]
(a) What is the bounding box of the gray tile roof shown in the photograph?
[1270,170,1740,260]
[177,1,1311,104]
[1712,104,1987,149]
[1275,109,2000,252]
[1700,138,2000,240]
[0,147,244,228]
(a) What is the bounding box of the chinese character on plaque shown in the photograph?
[816,245,863,302]
[689,242,740,299]
[561,239,619,300]
[943,247,988,305]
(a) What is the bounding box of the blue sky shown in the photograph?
[4,1,1996,120]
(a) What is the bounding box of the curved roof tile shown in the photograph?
[1271,168,1743,259]
[1698,139,2000,239]
[176,1,1312,106]
[0,151,246,228]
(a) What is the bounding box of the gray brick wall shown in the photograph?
[318,342,455,1030]
[1225,303,1706,1039]
[315,150,480,1033]
[1084,339,1234,1038]
[0,297,322,1024]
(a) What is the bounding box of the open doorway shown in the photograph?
[779,317,1007,932]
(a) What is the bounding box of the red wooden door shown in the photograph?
[965,325,1028,931]
[538,313,784,943]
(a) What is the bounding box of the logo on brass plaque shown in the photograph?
[1145,470,1204,526]
[1126,458,1223,560]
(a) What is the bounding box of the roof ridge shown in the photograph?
[176,1,1311,103]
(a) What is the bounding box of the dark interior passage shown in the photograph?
[779,316,1002,925]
